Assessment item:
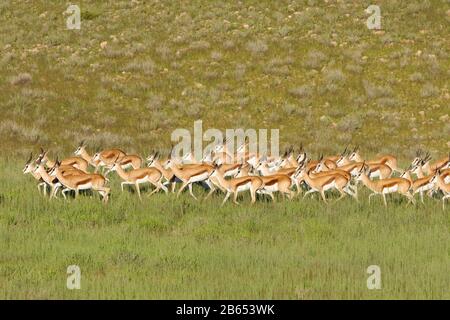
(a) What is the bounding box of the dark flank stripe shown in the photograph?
[413,177,431,189]
[76,177,92,186]
[322,176,335,186]
[382,182,398,189]
[264,177,280,186]
[121,158,133,164]
[235,177,253,187]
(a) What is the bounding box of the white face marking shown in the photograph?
[445,176,450,184]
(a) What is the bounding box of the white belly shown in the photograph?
[323,181,336,191]
[350,168,359,176]
[136,177,148,184]
[263,183,278,192]
[369,170,380,178]
[236,182,251,192]
[415,182,433,193]
[382,185,398,194]
[189,172,209,183]
[78,182,93,190]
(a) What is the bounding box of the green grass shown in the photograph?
[1,160,449,299]
[0,0,449,299]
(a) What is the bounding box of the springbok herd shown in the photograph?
[22,140,450,210]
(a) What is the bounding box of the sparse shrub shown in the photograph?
[0,120,45,143]
[103,46,127,58]
[336,115,363,132]
[235,64,246,80]
[146,94,165,111]
[210,51,223,61]
[184,102,203,117]
[363,80,394,99]
[189,40,210,51]
[420,83,439,98]
[282,103,297,115]
[223,40,235,50]
[246,40,268,56]
[324,68,346,85]
[409,72,424,82]
[345,64,363,74]
[10,73,32,85]
[123,60,157,76]
[376,97,399,108]
[303,49,327,69]
[156,44,171,60]
[289,85,313,98]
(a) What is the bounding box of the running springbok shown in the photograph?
[355,164,415,206]
[74,141,101,168]
[294,164,357,203]
[348,147,401,173]
[96,152,143,172]
[400,165,435,204]
[419,152,449,176]
[49,159,110,203]
[106,157,167,200]
[39,148,88,172]
[23,153,45,194]
[210,164,264,205]
[33,156,85,199]
[430,170,450,210]
[164,159,216,200]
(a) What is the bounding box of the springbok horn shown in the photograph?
[26,152,33,163]
[359,161,365,172]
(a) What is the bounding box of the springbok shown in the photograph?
[355,164,415,206]
[430,170,450,210]
[210,165,264,205]
[400,165,435,203]
[348,147,401,173]
[419,152,450,176]
[74,141,101,168]
[294,164,357,203]
[23,153,45,194]
[164,159,216,200]
[106,156,167,200]
[39,148,88,172]
[32,156,85,199]
[49,160,110,203]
